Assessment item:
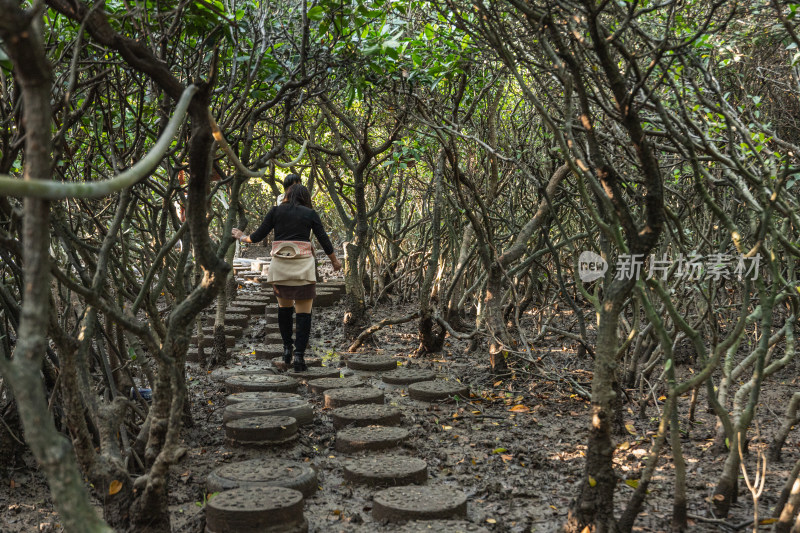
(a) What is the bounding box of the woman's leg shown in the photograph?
[276,296,295,364]
[294,299,313,314]
[293,299,314,371]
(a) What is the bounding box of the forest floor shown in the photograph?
[2,276,800,532]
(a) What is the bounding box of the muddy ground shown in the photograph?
[2,280,799,532]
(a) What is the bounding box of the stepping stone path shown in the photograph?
[408,380,470,402]
[373,485,468,522]
[223,399,313,426]
[382,367,437,386]
[271,356,322,371]
[343,454,428,486]
[335,426,411,453]
[331,403,402,429]
[225,415,298,446]
[197,283,479,530]
[306,376,363,394]
[225,374,299,393]
[323,387,384,408]
[205,486,308,533]
[207,458,317,496]
[346,353,398,372]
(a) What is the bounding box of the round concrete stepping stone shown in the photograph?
[238,293,272,302]
[346,353,398,372]
[186,347,201,362]
[262,323,281,334]
[324,387,384,409]
[396,520,490,533]
[226,391,301,405]
[255,344,284,360]
[210,363,276,383]
[225,415,298,446]
[336,426,410,453]
[223,399,313,426]
[205,313,249,328]
[207,458,317,496]
[221,306,252,316]
[307,376,363,394]
[264,332,286,344]
[331,404,402,429]
[233,300,269,313]
[205,486,307,533]
[408,380,470,402]
[343,455,427,486]
[382,368,437,386]
[192,334,236,348]
[287,366,340,381]
[373,485,468,522]
[225,374,299,394]
[272,356,322,371]
[202,325,244,338]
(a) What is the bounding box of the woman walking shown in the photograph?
[233,184,341,371]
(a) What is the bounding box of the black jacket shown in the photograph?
[249,203,335,255]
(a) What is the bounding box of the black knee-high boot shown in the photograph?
[277,306,294,365]
[293,312,312,372]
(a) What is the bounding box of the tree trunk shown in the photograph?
[446,222,474,328]
[484,266,509,373]
[0,8,113,531]
[417,152,446,354]
[565,304,621,533]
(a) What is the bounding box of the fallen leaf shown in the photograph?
[625,423,637,435]
[486,518,497,524]
[509,404,530,412]
[500,454,513,462]
[624,479,639,489]
[588,476,597,487]
[109,480,122,495]
[492,447,508,454]
[618,441,631,451]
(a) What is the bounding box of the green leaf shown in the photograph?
[307,6,324,21]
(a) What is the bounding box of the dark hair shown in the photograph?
[283,173,302,190]
[284,184,312,208]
